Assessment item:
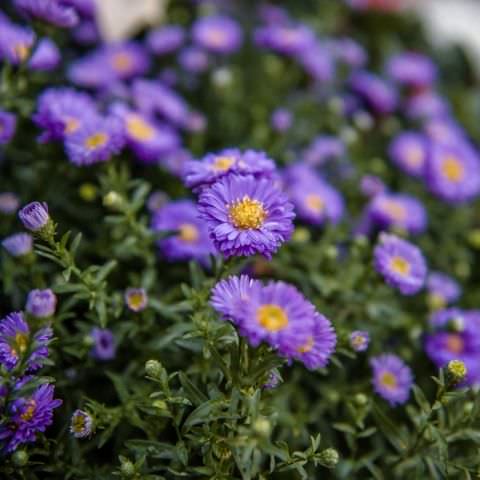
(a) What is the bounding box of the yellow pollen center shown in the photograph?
[64,117,80,134]
[352,335,366,349]
[211,156,235,172]
[390,256,410,276]
[305,194,324,213]
[15,333,28,354]
[298,336,314,354]
[380,372,397,389]
[178,223,199,243]
[441,156,464,182]
[85,132,108,150]
[128,293,145,310]
[112,53,132,72]
[446,334,464,354]
[381,200,406,221]
[229,196,266,230]
[127,115,155,141]
[20,400,37,422]
[14,43,30,61]
[72,415,86,433]
[257,304,289,332]
[406,146,424,167]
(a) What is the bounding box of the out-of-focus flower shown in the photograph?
[18,202,50,232]
[70,409,94,438]
[255,23,316,56]
[28,38,61,71]
[389,131,428,178]
[405,91,450,120]
[147,25,185,55]
[271,108,292,133]
[298,41,335,83]
[26,289,57,318]
[360,175,386,197]
[2,233,33,257]
[427,271,461,308]
[0,193,20,215]
[386,52,437,88]
[0,20,35,66]
[192,15,243,54]
[350,71,398,115]
[90,328,116,361]
[125,288,148,312]
[303,136,345,166]
[350,330,370,351]
[0,111,17,145]
[329,37,367,68]
[178,46,209,73]
[14,0,79,28]
[263,370,282,389]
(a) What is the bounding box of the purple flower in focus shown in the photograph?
[271,108,292,133]
[192,15,243,54]
[350,71,398,115]
[2,233,33,257]
[0,110,17,145]
[427,272,461,306]
[350,330,370,352]
[386,52,437,88]
[373,233,427,295]
[26,289,57,318]
[28,38,61,71]
[371,354,413,406]
[0,192,20,214]
[90,328,116,361]
[389,131,428,178]
[14,0,79,28]
[147,25,185,55]
[125,288,148,313]
[19,202,50,232]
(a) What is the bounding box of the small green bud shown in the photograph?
[12,450,29,467]
[447,359,467,384]
[324,245,338,260]
[354,393,368,406]
[152,400,168,411]
[79,183,97,202]
[327,96,344,115]
[103,191,123,210]
[319,448,339,468]
[292,227,310,243]
[468,229,480,249]
[427,293,446,311]
[120,460,136,477]
[340,126,358,145]
[353,111,373,131]
[83,334,95,347]
[253,417,271,437]
[463,401,474,415]
[145,359,163,378]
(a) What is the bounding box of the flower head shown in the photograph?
[0,110,17,145]
[26,289,57,318]
[69,409,93,438]
[125,288,148,313]
[350,330,370,352]
[371,354,413,406]
[0,192,20,214]
[271,108,292,133]
[350,71,398,115]
[386,52,437,88]
[14,0,79,28]
[373,233,427,295]
[389,131,428,178]
[29,38,60,71]
[2,233,33,257]
[255,24,316,56]
[198,174,295,259]
[90,328,116,361]
[178,46,209,73]
[19,202,50,232]
[147,25,185,55]
[405,91,450,120]
[0,20,35,65]
[427,272,461,307]
[192,15,243,54]
[304,136,345,166]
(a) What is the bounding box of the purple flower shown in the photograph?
[0,192,20,214]
[2,233,33,257]
[388,131,428,178]
[90,328,116,361]
[147,25,185,55]
[373,233,427,295]
[192,15,243,54]
[72,19,98,45]
[183,149,277,191]
[18,201,50,232]
[178,46,209,73]
[405,91,450,120]
[0,21,35,65]
[62,0,95,17]
[146,191,169,212]
[70,409,93,438]
[423,117,466,146]
[425,141,480,204]
[28,38,61,71]
[371,354,413,406]
[427,272,461,306]
[386,52,437,88]
[350,71,398,115]
[293,313,336,370]
[64,116,125,166]
[298,42,334,83]
[0,312,52,372]
[0,383,62,453]
[0,110,17,145]
[151,200,215,262]
[360,175,386,198]
[304,136,345,166]
[125,288,148,313]
[263,370,282,389]
[350,330,370,352]
[14,0,79,28]
[26,289,57,318]
[329,37,367,68]
[198,174,295,259]
[271,108,292,133]
[368,193,427,235]
[255,24,316,56]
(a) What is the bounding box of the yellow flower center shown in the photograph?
[13,43,30,61]
[178,223,199,243]
[390,256,410,276]
[297,336,314,354]
[446,334,464,354]
[305,194,324,213]
[406,146,424,167]
[15,332,28,354]
[72,414,86,433]
[85,132,108,150]
[380,372,397,389]
[381,200,406,221]
[211,156,235,172]
[112,53,132,72]
[126,115,155,141]
[64,117,80,134]
[127,292,145,310]
[20,400,37,422]
[441,156,464,182]
[351,335,366,349]
[257,304,288,332]
[229,196,267,230]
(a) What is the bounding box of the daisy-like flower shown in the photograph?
[368,193,427,235]
[0,192,19,214]
[70,409,93,438]
[371,354,413,406]
[151,200,215,262]
[0,110,17,145]
[18,201,50,232]
[26,289,57,318]
[423,117,466,146]
[90,328,116,361]
[147,25,185,55]
[198,174,295,259]
[0,383,62,453]
[183,149,277,190]
[389,131,428,178]
[425,141,480,204]
[350,330,370,352]
[192,15,243,54]
[386,52,437,89]
[293,313,336,369]
[64,116,125,166]
[14,0,79,28]
[2,233,33,257]
[374,233,427,295]
[125,288,148,313]
[0,20,35,66]
[0,312,52,372]
[427,272,461,308]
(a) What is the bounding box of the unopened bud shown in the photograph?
[319,448,339,468]
[145,359,163,378]
[447,359,467,385]
[12,450,28,467]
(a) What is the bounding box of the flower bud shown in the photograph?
[26,288,57,318]
[447,359,467,385]
[70,409,94,438]
[145,359,163,378]
[120,459,136,477]
[103,191,123,210]
[12,450,29,467]
[319,448,339,468]
[253,417,271,437]
[79,183,97,202]
[350,331,370,352]
[18,201,50,232]
[354,393,368,406]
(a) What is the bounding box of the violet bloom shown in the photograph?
[192,15,243,54]
[271,108,292,133]
[330,37,367,68]
[183,149,276,191]
[146,191,168,212]
[178,46,209,73]
[423,117,466,146]
[298,41,335,83]
[263,370,282,390]
[0,192,20,214]
[0,384,62,453]
[304,136,345,166]
[2,233,33,257]
[373,233,427,296]
[147,25,185,55]
[70,409,93,438]
[73,19,98,45]
[254,23,316,56]
[28,38,61,71]
[198,174,295,259]
[371,354,413,406]
[0,110,17,145]
[360,175,386,198]
[350,71,398,115]
[151,200,214,262]
[350,330,370,352]
[90,328,116,361]
[14,0,79,28]
[388,131,428,178]
[18,202,50,232]
[26,289,57,318]
[427,272,461,307]
[0,21,35,65]
[62,0,95,17]
[386,52,437,88]
[125,288,148,313]
[405,91,450,120]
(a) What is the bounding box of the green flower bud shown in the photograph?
[79,183,97,202]
[152,400,168,411]
[354,393,368,406]
[145,359,163,378]
[253,417,271,437]
[319,448,339,468]
[292,227,310,243]
[12,450,29,467]
[120,460,136,477]
[447,359,467,384]
[324,245,338,260]
[103,191,123,210]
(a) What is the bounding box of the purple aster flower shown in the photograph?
[18,201,50,232]
[368,193,427,235]
[178,46,209,73]
[360,175,386,198]
[26,289,57,318]
[271,108,292,133]
[263,370,282,390]
[0,192,20,214]
[0,383,62,453]
[70,409,93,438]
[388,131,428,178]
[0,21,35,65]
[64,115,125,166]
[72,19,98,45]
[304,136,345,166]
[298,41,334,83]
[371,354,413,406]
[198,174,295,259]
[425,141,480,204]
[28,38,61,71]
[405,91,450,120]
[254,24,316,56]
[0,312,52,372]
[192,15,243,54]
[151,200,214,262]
[147,25,185,55]
[350,71,398,115]
[33,87,97,142]
[90,328,116,361]
[329,37,367,68]
[0,110,17,145]
[2,233,33,257]
[14,0,79,28]
[125,288,148,313]
[373,233,427,295]
[350,330,370,352]
[183,149,277,191]
[386,52,437,88]
[293,313,336,370]
[427,272,461,306]
[423,117,466,146]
